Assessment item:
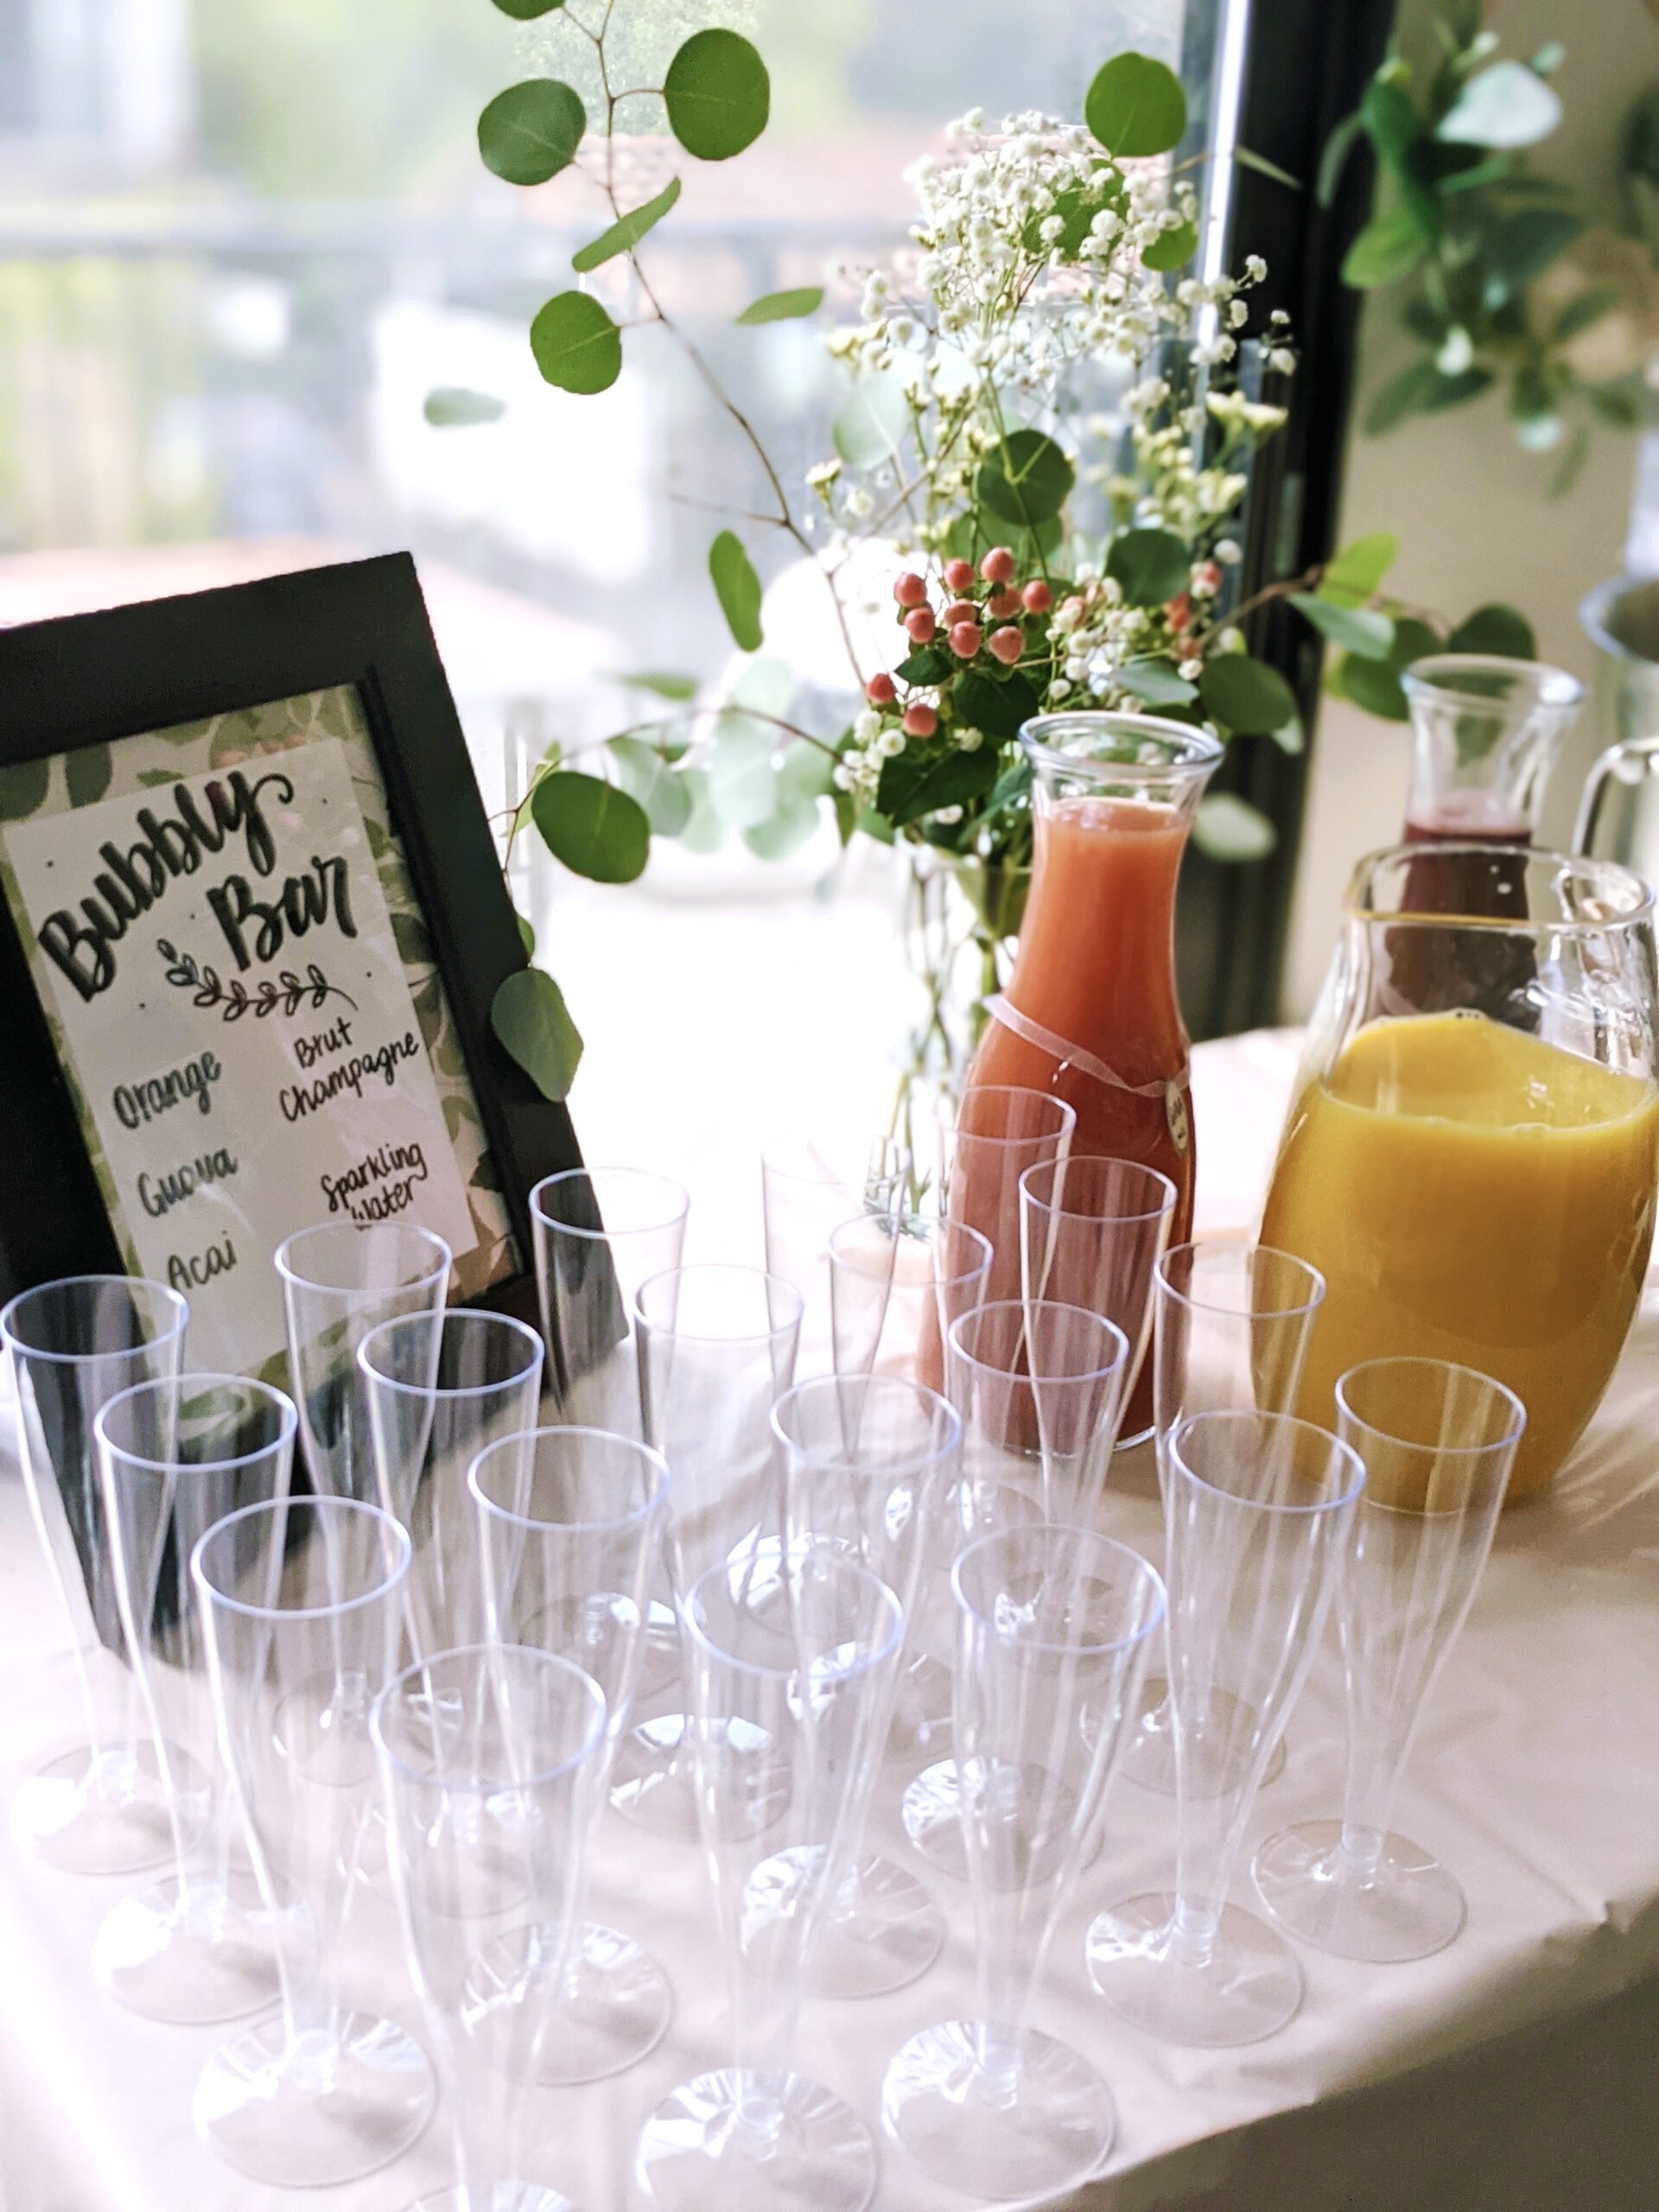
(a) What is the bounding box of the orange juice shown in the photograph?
[960,795,1198,1433]
[1261,1011,1659,1499]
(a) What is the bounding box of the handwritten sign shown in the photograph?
[1,735,481,1374]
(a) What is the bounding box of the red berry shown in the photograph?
[893,571,928,608]
[980,545,1016,585]
[949,620,983,658]
[905,607,937,643]
[988,625,1024,665]
[985,590,1021,620]
[867,672,897,705]
[903,702,938,737]
[1022,580,1052,614]
[942,599,976,628]
[1166,590,1192,634]
[944,557,976,593]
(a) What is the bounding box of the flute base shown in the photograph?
[881,2020,1114,2200]
[1085,1892,1302,2048]
[93,1870,305,2024]
[637,2067,876,2212]
[14,1741,188,1877]
[195,2008,435,2187]
[467,1921,674,2082]
[900,1758,1100,1882]
[611,1713,791,1842]
[1252,1821,1466,1962]
[806,1853,944,1999]
[404,2186,573,2211]
[1117,1681,1287,1797]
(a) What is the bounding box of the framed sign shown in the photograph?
[0,555,581,1379]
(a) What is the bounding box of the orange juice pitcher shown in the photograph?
[950,713,1223,1440]
[1261,844,1659,1501]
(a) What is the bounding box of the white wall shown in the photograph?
[1282,0,1655,1018]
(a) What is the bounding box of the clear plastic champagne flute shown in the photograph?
[276,1223,452,1503]
[93,1372,301,2022]
[772,1373,962,1997]
[1019,1155,1177,1449]
[828,1213,993,1762]
[3,1274,188,1874]
[882,1525,1165,2200]
[469,1424,674,2077]
[761,1130,907,1370]
[374,1643,609,2212]
[530,1166,689,1434]
[934,1086,1077,1313]
[636,1548,903,2212]
[1123,1239,1326,1794]
[1253,1357,1524,1961]
[192,1496,433,2186]
[1086,1409,1363,2047]
[359,1308,544,1659]
[826,1210,992,1387]
[610,1264,802,1838]
[902,1299,1130,1878]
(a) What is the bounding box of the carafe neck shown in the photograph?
[1008,714,1220,1066]
[1401,654,1584,843]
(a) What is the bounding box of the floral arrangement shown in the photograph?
[457,8,1537,1102]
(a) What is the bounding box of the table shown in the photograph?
[3,1029,1658,2212]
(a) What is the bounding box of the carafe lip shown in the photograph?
[1399,653,1585,715]
[1348,840,1655,931]
[1019,710,1224,779]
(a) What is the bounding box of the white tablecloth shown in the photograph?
[3,1030,1658,2212]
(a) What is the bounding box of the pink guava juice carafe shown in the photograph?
[952,712,1224,1440]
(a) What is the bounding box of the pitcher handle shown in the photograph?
[1572,734,1659,857]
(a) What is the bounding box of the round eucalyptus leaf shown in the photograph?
[1141,218,1198,272]
[833,372,910,469]
[745,801,820,861]
[530,770,650,882]
[708,718,777,830]
[1436,60,1561,150]
[491,0,565,16]
[607,736,693,836]
[977,429,1075,527]
[1288,593,1395,660]
[1105,526,1190,607]
[492,969,584,1103]
[1337,616,1440,721]
[1446,602,1537,659]
[1194,792,1277,863]
[530,291,622,394]
[1085,53,1187,157]
[1198,654,1301,738]
[664,29,770,161]
[478,79,586,187]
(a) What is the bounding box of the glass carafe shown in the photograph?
[952,713,1222,1439]
[1261,844,1659,1502]
[1402,654,1585,849]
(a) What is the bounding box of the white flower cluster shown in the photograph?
[811,108,1274,553]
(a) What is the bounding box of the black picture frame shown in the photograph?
[0,553,581,1329]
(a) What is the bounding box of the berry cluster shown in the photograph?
[837,546,1054,812]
